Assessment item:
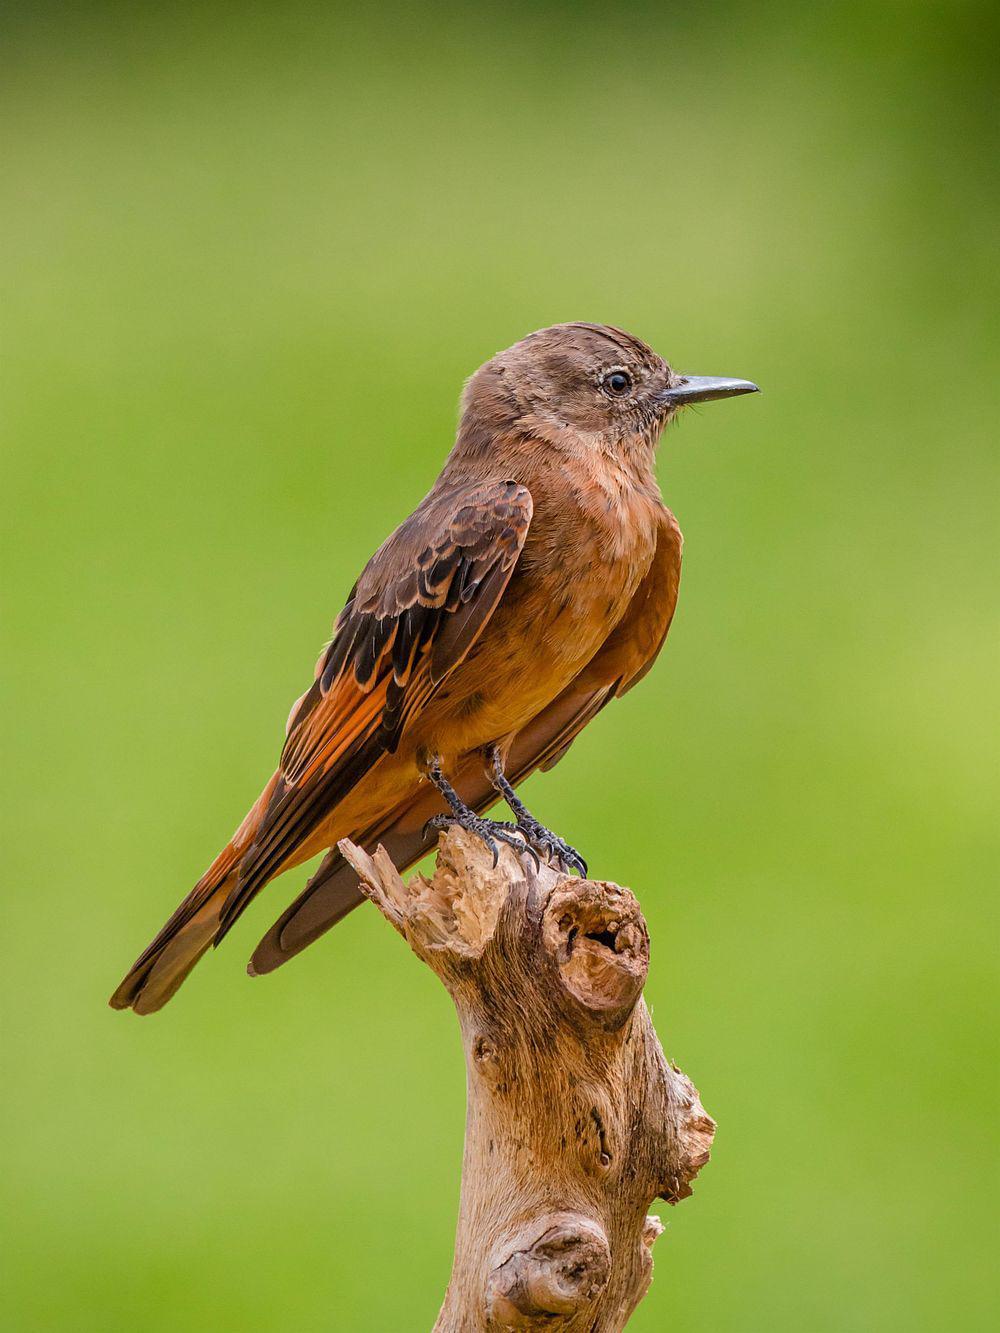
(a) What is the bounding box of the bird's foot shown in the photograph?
[423,755,540,870]
[424,811,533,870]
[483,745,588,876]
[510,814,588,877]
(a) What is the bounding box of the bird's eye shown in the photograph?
[602,369,633,398]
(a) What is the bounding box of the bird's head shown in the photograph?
[457,323,758,464]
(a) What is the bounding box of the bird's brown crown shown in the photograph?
[453,323,679,466]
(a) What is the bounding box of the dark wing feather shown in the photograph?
[217,478,532,939]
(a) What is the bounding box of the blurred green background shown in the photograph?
[2,1,996,1329]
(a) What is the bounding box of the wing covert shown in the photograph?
[218,478,532,935]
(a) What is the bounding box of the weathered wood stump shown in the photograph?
[340,827,714,1331]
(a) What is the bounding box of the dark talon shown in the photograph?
[561,848,588,877]
[537,836,587,877]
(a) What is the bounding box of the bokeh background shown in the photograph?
[2,2,996,1329]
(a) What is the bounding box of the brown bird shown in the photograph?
[110,323,757,1014]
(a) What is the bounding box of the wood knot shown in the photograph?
[472,1034,505,1089]
[485,1215,611,1328]
[571,1093,616,1176]
[542,879,649,1023]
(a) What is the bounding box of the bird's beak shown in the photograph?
[662,375,760,406]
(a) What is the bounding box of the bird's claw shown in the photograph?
[423,810,583,876]
[514,817,588,877]
[425,812,535,870]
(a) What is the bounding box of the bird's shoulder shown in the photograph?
[353,477,533,618]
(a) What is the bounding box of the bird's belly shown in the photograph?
[412,547,648,758]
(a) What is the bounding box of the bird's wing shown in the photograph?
[217,478,532,939]
[246,507,681,974]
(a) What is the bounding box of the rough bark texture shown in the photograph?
[340,827,715,1332]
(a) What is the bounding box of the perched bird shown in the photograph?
[111,323,757,1014]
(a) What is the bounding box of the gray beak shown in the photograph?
[663,375,760,406]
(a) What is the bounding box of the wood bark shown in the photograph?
[339,827,715,1331]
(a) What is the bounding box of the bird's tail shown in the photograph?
[110,774,283,1014]
[109,843,242,1015]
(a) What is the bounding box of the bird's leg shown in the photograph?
[423,757,533,870]
[485,745,588,876]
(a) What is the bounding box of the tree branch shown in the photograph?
[340,827,714,1331]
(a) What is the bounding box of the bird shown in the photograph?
[110,323,758,1014]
